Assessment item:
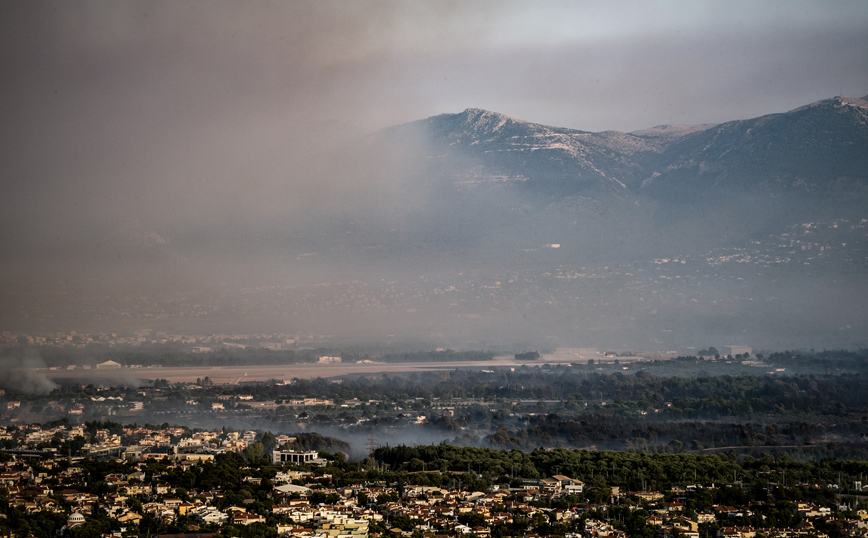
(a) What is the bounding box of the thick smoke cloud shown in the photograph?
[3,2,866,243]
[1,2,867,347]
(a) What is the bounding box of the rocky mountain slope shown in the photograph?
[385,95,868,208]
[641,95,868,202]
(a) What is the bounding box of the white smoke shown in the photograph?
[0,348,59,394]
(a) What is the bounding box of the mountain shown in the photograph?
[640,95,868,204]
[384,107,666,198]
[385,95,868,205]
[372,95,868,253]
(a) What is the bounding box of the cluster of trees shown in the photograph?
[765,349,868,371]
[478,413,867,453]
[373,444,868,495]
[283,432,351,453]
[204,360,868,410]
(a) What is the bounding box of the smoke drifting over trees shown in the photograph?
[6,349,868,459]
[0,349,57,394]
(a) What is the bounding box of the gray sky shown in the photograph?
[1,1,867,338]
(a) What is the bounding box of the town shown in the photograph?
[2,420,868,538]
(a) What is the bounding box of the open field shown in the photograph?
[36,356,546,385]
[29,349,668,386]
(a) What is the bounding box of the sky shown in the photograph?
[1,0,867,341]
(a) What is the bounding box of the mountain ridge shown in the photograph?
[383,94,868,204]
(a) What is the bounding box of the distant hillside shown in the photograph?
[385,95,868,207]
[372,94,868,254]
[385,107,664,197]
[640,96,868,203]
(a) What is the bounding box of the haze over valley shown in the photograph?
[4,96,868,350]
[2,2,868,352]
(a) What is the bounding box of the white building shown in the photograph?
[272,449,320,465]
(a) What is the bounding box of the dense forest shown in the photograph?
[372,443,868,494]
